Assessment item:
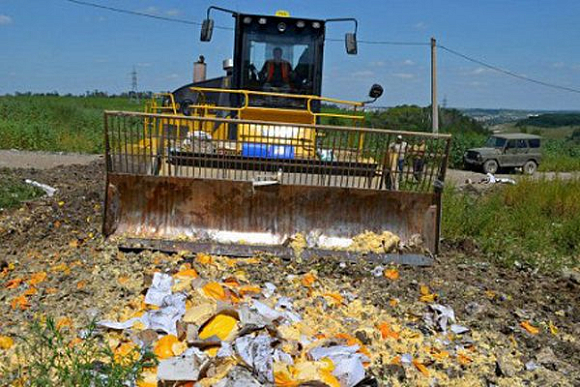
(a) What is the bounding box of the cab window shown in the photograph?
[240,20,321,100]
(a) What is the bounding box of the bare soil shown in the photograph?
[0,159,578,385]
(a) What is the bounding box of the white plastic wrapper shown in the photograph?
[145,273,173,306]
[235,334,274,383]
[310,345,368,387]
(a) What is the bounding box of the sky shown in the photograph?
[1,0,580,110]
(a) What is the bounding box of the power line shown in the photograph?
[326,37,428,46]
[63,0,232,30]
[438,44,580,95]
[63,0,580,95]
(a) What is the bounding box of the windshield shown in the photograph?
[241,30,318,96]
[485,136,507,148]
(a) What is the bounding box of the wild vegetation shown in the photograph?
[1,318,156,386]
[0,95,143,153]
[443,177,580,270]
[0,173,44,210]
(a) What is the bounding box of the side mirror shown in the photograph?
[369,84,383,99]
[345,32,357,55]
[200,19,214,42]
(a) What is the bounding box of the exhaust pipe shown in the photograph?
[193,55,207,83]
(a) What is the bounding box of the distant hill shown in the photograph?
[515,113,580,128]
[459,108,580,126]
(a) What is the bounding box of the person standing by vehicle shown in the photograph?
[388,135,408,190]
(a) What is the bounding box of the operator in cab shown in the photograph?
[259,47,293,89]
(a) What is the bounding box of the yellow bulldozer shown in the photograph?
[102,7,451,265]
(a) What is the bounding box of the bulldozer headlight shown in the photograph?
[296,20,305,28]
[312,21,321,29]
[243,16,252,24]
[258,17,267,25]
[277,22,286,32]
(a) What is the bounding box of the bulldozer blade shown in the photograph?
[103,112,452,262]
[104,174,439,259]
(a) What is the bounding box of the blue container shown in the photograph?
[242,143,295,159]
[242,143,268,158]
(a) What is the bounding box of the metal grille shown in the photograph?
[104,111,451,193]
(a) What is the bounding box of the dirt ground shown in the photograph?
[0,149,102,170]
[0,159,579,386]
[0,149,576,185]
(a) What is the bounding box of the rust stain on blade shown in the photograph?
[105,174,438,253]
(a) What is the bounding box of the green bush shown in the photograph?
[443,178,580,270]
[1,318,156,387]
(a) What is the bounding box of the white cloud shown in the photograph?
[352,70,375,78]
[369,61,386,68]
[0,15,12,25]
[166,73,180,80]
[392,73,415,79]
[552,62,580,71]
[413,22,427,30]
[165,9,180,16]
[469,67,492,75]
[141,6,158,14]
[137,62,152,68]
[402,59,415,66]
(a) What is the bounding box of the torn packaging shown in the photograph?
[310,345,368,387]
[235,334,275,383]
[145,272,173,306]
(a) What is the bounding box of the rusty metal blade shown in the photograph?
[104,174,439,257]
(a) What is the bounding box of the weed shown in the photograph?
[1,317,156,387]
[0,173,44,210]
[443,178,580,271]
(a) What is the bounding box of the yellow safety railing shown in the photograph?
[146,93,178,115]
[186,87,365,123]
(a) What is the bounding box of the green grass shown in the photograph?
[0,173,44,210]
[443,178,580,271]
[1,318,156,387]
[0,96,143,153]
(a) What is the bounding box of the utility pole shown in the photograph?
[431,37,439,134]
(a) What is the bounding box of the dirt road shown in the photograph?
[0,149,102,170]
[1,149,577,185]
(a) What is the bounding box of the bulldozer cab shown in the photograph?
[232,12,325,104]
[103,7,452,265]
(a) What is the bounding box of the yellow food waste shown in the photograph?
[199,314,239,341]
[350,231,400,253]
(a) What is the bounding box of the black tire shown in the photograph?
[483,159,498,174]
[523,160,537,175]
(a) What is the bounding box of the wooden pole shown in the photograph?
[431,37,439,134]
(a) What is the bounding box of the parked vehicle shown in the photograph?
[463,133,542,175]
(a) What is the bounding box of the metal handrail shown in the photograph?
[106,110,452,139]
[187,87,365,122]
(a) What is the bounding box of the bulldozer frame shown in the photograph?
[103,109,451,263]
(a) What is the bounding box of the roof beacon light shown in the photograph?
[275,10,290,17]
